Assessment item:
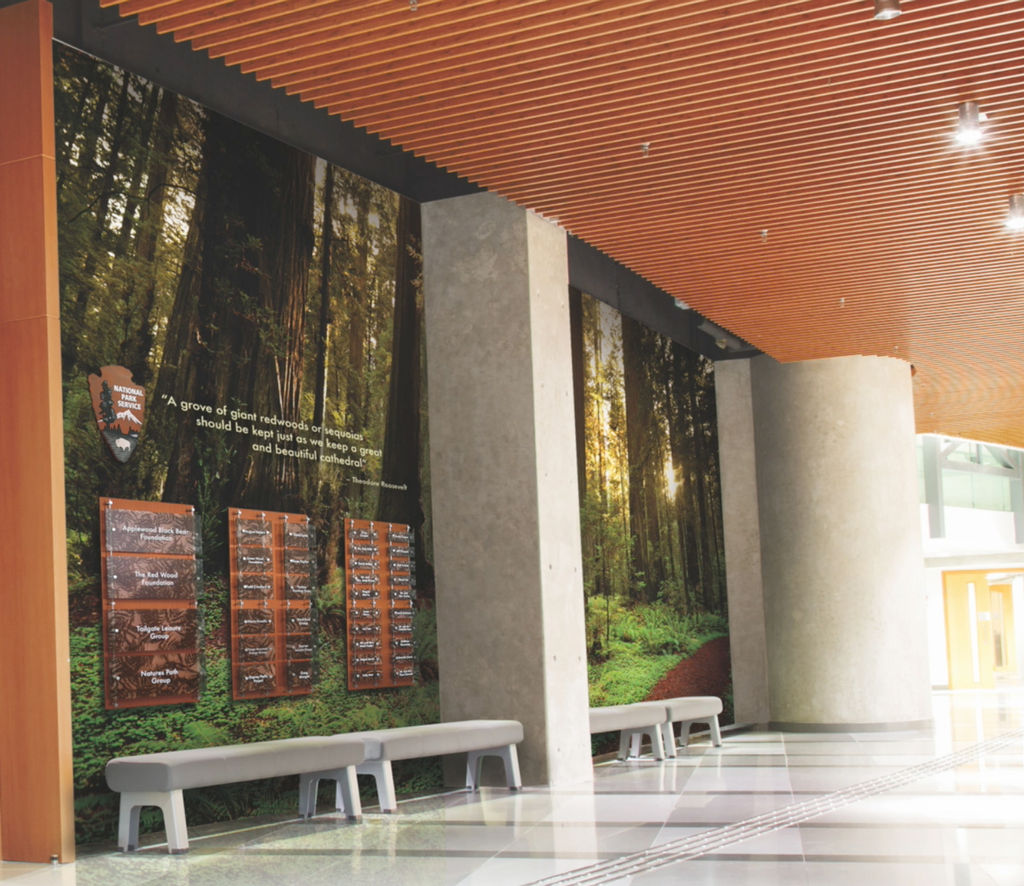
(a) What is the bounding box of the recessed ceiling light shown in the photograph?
[955,101,985,147]
[1006,194,1024,232]
[874,0,901,21]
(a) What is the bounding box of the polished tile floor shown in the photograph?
[3,686,1023,885]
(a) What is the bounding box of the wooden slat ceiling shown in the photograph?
[103,0,1024,447]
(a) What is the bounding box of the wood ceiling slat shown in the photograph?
[106,0,1024,448]
[341,101,1015,187]
[101,0,193,13]
[569,211,1018,259]
[499,134,1019,204]
[309,50,992,130]
[647,265,1023,302]
[592,254,1021,286]
[360,51,1024,172]
[520,187,1017,239]
[146,0,382,35]
[307,8,1022,128]
[243,0,830,86]
[136,0,240,28]
[432,119,1021,209]
[176,0,523,46]
[256,0,1014,99]
[286,5,898,103]
[199,0,586,58]
[169,0,375,42]
[627,263,1023,297]
[291,0,999,94]
[337,31,1021,157]
[633,241,1024,276]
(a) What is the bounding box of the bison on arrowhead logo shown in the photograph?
[88,366,146,463]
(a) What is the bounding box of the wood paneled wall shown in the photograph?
[0,0,76,863]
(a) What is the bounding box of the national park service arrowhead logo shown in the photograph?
[88,366,145,463]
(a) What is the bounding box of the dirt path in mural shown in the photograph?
[645,635,732,723]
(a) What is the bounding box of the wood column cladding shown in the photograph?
[0,0,76,863]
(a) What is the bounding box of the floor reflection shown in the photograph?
[2,686,1022,886]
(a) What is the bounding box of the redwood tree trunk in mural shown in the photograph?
[311,164,339,570]
[667,343,698,607]
[569,287,587,503]
[622,317,666,601]
[378,196,433,591]
[111,83,159,260]
[159,111,314,508]
[661,344,688,608]
[55,49,109,202]
[62,74,131,376]
[157,178,205,505]
[686,353,713,609]
[120,89,178,382]
[621,315,650,600]
[313,164,335,435]
[346,182,372,434]
[246,143,315,505]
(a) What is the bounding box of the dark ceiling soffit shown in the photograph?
[566,236,757,361]
[51,0,479,203]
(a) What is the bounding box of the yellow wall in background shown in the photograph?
[943,571,996,690]
[989,584,1017,675]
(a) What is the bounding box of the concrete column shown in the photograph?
[750,354,931,729]
[714,360,771,726]
[422,192,592,786]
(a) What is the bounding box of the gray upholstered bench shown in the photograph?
[303,719,524,814]
[105,734,370,853]
[589,702,667,760]
[658,695,723,757]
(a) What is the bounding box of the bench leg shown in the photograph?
[466,744,522,792]
[708,714,722,747]
[117,789,188,853]
[334,766,362,819]
[623,728,665,761]
[503,744,522,790]
[299,768,362,820]
[660,721,677,758]
[164,790,188,853]
[356,760,397,813]
[677,717,722,747]
[617,731,632,760]
[118,793,141,851]
[298,773,319,818]
[465,751,481,791]
[650,725,665,760]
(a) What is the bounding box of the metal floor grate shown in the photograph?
[525,728,1024,885]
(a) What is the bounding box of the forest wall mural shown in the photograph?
[54,41,732,845]
[570,290,731,726]
[56,44,438,842]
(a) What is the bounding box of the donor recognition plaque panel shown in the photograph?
[105,508,198,555]
[105,556,198,600]
[345,518,415,690]
[108,653,201,707]
[107,608,199,653]
[229,508,317,699]
[100,498,202,709]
